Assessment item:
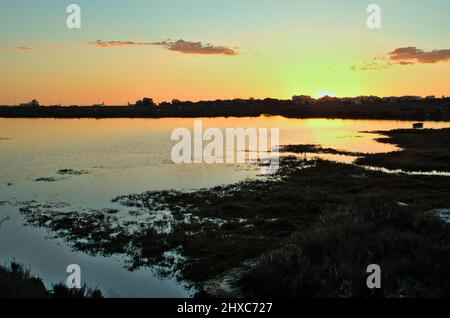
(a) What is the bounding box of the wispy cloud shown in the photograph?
[0,46,34,53]
[17,46,33,51]
[350,58,394,71]
[89,40,153,47]
[90,39,238,56]
[351,46,450,71]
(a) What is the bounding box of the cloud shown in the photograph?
[351,46,450,71]
[152,40,238,56]
[389,47,450,64]
[90,39,238,56]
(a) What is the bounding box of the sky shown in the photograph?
[0,0,450,105]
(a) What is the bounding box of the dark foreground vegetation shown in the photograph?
[18,154,450,298]
[1,97,450,120]
[0,262,102,298]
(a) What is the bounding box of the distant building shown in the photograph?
[20,99,40,107]
[425,96,436,101]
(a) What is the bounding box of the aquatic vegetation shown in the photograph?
[34,177,62,183]
[57,169,89,176]
[31,170,89,183]
[281,144,365,157]
[20,204,133,257]
[18,156,450,297]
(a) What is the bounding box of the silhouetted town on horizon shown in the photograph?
[1,94,450,121]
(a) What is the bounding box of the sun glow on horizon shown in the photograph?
[316,90,337,99]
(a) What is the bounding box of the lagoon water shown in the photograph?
[1,117,450,297]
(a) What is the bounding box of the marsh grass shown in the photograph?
[240,196,450,298]
[0,262,102,298]
[356,128,450,172]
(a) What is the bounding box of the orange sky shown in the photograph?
[1,0,450,105]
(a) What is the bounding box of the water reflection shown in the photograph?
[1,117,450,297]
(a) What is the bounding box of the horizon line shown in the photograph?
[1,94,448,107]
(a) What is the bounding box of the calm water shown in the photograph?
[1,117,450,297]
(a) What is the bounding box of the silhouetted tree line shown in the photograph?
[1,96,449,121]
[133,97,156,108]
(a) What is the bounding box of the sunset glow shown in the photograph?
[1,0,450,105]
